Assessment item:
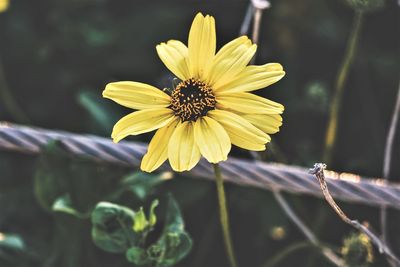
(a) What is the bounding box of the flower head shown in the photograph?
[103,13,285,172]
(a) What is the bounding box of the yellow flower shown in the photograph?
[0,0,9,13]
[103,13,285,172]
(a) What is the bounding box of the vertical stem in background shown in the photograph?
[248,7,264,66]
[246,2,344,266]
[240,3,254,36]
[323,11,363,164]
[213,163,238,267]
[273,191,345,267]
[252,8,263,46]
[381,79,400,245]
[0,56,30,124]
[310,11,363,267]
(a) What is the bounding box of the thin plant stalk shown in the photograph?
[323,11,363,164]
[381,79,400,245]
[213,163,238,267]
[311,12,364,266]
[246,2,344,265]
[273,191,345,267]
[245,2,344,266]
[251,7,263,47]
[239,3,254,36]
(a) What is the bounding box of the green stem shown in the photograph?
[263,242,314,267]
[213,163,238,267]
[323,11,363,164]
[0,56,30,124]
[312,13,364,267]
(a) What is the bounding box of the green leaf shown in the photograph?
[91,197,191,266]
[146,195,192,267]
[77,91,117,134]
[125,246,149,266]
[148,199,159,227]
[346,0,385,12]
[147,232,192,267]
[133,199,158,233]
[0,234,25,251]
[91,202,137,253]
[52,194,89,219]
[163,195,185,232]
[133,207,147,233]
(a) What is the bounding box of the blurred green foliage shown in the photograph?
[0,0,399,266]
[92,196,192,267]
[341,232,374,267]
[345,0,385,12]
[91,202,137,253]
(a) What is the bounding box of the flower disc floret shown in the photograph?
[170,78,216,122]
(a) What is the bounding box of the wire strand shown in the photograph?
[1,122,400,210]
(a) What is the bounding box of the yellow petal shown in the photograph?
[242,113,283,134]
[188,13,216,80]
[141,118,179,172]
[216,92,284,114]
[194,116,231,163]
[111,108,175,143]
[209,36,257,88]
[156,40,190,81]
[0,0,9,12]
[168,121,201,172]
[212,36,249,67]
[208,109,270,151]
[103,81,171,110]
[215,63,285,93]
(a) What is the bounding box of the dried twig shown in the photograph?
[309,163,400,266]
[381,79,400,244]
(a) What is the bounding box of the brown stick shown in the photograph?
[309,163,400,266]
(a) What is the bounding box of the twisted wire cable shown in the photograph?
[1,122,400,210]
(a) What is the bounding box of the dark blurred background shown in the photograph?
[0,0,399,266]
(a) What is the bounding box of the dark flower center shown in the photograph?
[170,78,216,122]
